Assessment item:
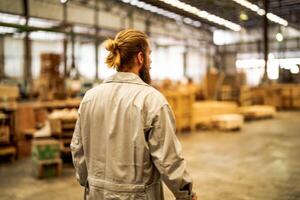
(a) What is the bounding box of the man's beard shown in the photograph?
[139,63,151,85]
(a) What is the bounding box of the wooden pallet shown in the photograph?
[239,105,276,120]
[32,158,62,178]
[0,146,16,161]
[211,114,244,131]
[192,101,238,131]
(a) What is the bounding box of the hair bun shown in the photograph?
[105,39,118,52]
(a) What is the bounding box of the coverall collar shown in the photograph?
[103,72,150,87]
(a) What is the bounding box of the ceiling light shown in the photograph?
[119,0,202,28]
[276,32,283,42]
[232,0,288,26]
[266,13,288,27]
[158,0,241,31]
[60,0,68,3]
[0,26,17,34]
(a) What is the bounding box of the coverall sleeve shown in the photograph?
[148,104,193,200]
[70,111,87,186]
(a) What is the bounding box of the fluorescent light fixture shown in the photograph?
[0,12,26,25]
[236,58,300,79]
[0,26,17,34]
[232,0,288,26]
[121,0,202,28]
[30,31,64,41]
[28,17,59,28]
[158,0,241,31]
[266,13,288,26]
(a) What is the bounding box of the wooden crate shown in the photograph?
[192,101,238,130]
[239,86,252,106]
[32,158,62,179]
[161,90,194,132]
[17,139,32,158]
[15,103,37,140]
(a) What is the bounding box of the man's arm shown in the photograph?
[70,112,87,186]
[148,104,194,200]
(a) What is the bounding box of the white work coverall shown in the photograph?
[71,72,193,200]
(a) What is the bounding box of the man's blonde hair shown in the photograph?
[105,29,148,71]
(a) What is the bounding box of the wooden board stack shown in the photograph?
[211,114,244,131]
[31,139,62,178]
[39,53,65,101]
[0,112,16,161]
[239,105,276,120]
[192,101,239,130]
[49,109,77,154]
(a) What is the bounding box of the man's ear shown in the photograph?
[137,51,144,65]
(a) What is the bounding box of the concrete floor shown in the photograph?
[1,111,300,200]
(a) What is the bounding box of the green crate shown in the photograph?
[31,139,60,160]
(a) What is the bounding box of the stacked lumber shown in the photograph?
[49,109,77,154]
[31,139,62,178]
[0,85,19,101]
[39,53,65,101]
[220,85,234,101]
[192,101,239,130]
[239,86,252,106]
[211,114,244,131]
[251,84,300,110]
[161,90,194,132]
[34,98,81,111]
[291,86,300,108]
[15,103,38,158]
[0,111,16,161]
[239,105,276,120]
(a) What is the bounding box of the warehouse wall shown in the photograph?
[0,0,214,82]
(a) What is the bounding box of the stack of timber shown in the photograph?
[291,85,300,109]
[211,114,244,131]
[161,90,195,132]
[39,53,65,101]
[239,105,276,120]
[192,101,239,130]
[0,112,16,161]
[15,103,39,158]
[251,84,300,110]
[49,109,77,154]
[220,85,235,101]
[0,85,19,161]
[239,85,252,106]
[31,139,62,178]
[34,98,81,112]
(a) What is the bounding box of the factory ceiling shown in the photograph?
[119,0,300,30]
